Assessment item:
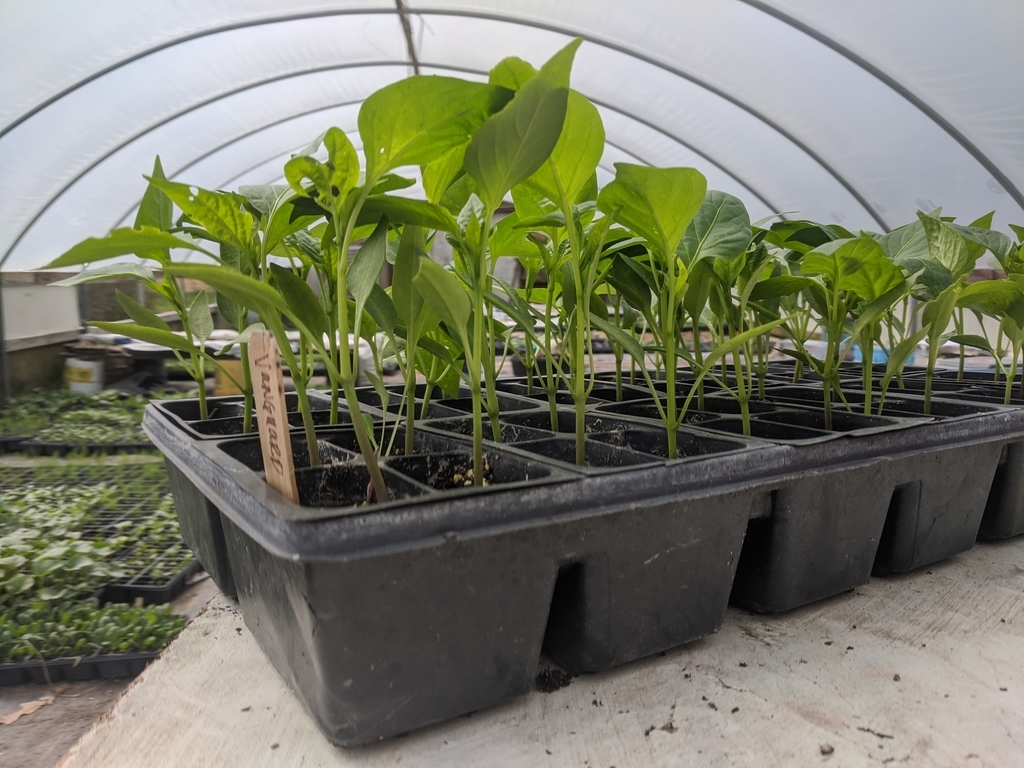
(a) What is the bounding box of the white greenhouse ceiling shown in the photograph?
[1,0,1023,271]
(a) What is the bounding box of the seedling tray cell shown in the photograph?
[419,414,554,444]
[591,399,722,425]
[144,393,784,745]
[511,435,662,473]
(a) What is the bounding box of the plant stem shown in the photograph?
[924,347,936,416]
[613,296,623,401]
[341,376,386,495]
[663,252,679,460]
[1006,342,1021,405]
[333,197,387,502]
[483,300,502,443]
[957,308,966,382]
[692,314,705,411]
[861,326,873,415]
[543,286,558,430]
[241,343,253,434]
[404,365,417,456]
[273,334,320,467]
[294,379,320,467]
[471,285,485,486]
[192,353,208,420]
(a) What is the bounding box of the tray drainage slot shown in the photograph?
[541,558,610,674]
[873,480,922,575]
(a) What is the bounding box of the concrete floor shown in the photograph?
[53,537,1023,768]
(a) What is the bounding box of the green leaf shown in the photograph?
[951,222,1014,263]
[412,259,472,350]
[371,174,417,195]
[89,322,200,356]
[748,275,815,301]
[349,217,389,318]
[590,310,648,364]
[597,163,707,260]
[606,254,652,313]
[392,226,424,327]
[360,76,513,181]
[514,211,566,230]
[188,293,214,345]
[922,282,961,348]
[265,202,317,255]
[678,190,751,266]
[148,178,254,253]
[527,90,605,207]
[697,319,782,382]
[850,282,908,338]
[365,283,398,337]
[269,264,327,339]
[134,156,173,232]
[4,573,33,595]
[216,292,246,332]
[957,279,1024,327]
[489,56,538,91]
[802,237,903,301]
[490,278,541,339]
[421,144,468,205]
[491,212,537,261]
[283,127,360,215]
[880,219,927,262]
[682,257,713,322]
[357,196,457,232]
[115,289,170,332]
[766,220,843,254]
[918,211,975,280]
[948,333,994,354]
[464,38,582,209]
[281,230,324,267]
[879,328,929,393]
[365,370,390,412]
[47,228,212,268]
[238,184,289,217]
[51,262,158,287]
[164,264,285,317]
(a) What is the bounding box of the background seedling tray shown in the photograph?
[10,440,154,456]
[0,652,156,686]
[100,558,201,605]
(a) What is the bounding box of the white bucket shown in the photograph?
[65,357,104,392]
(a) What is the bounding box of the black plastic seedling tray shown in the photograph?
[0,652,156,686]
[592,381,1024,610]
[100,558,202,605]
[145,377,1024,745]
[10,440,155,456]
[154,391,336,440]
[146,389,787,745]
[978,440,1024,540]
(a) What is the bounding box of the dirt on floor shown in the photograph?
[0,679,132,768]
[0,574,220,768]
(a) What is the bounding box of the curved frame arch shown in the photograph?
[109,63,784,229]
[0,4,896,254]
[0,59,408,268]
[735,0,1024,213]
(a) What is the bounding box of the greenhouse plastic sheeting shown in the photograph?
[1,0,1022,271]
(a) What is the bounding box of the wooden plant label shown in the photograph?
[248,330,299,504]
